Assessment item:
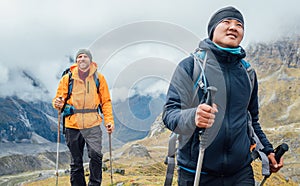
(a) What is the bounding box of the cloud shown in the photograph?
[0,62,9,84]
[0,0,299,100]
[131,79,169,98]
[0,68,48,101]
[111,87,130,103]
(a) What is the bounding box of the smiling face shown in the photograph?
[212,19,244,48]
[76,53,91,71]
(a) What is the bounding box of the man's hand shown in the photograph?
[106,123,114,134]
[268,152,284,173]
[195,103,218,128]
[54,97,64,110]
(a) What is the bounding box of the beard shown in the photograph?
[78,62,90,71]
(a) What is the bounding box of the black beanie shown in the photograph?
[76,49,93,61]
[207,6,244,40]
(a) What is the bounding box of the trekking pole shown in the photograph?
[194,86,217,186]
[259,143,289,186]
[108,125,113,185]
[55,109,61,186]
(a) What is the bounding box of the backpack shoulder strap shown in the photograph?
[60,68,73,109]
[93,71,103,115]
[248,114,270,176]
[192,48,208,91]
[242,60,271,176]
[240,59,255,96]
[61,67,70,77]
[93,71,100,94]
[67,71,73,101]
[191,48,208,102]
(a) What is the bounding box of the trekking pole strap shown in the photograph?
[164,157,176,186]
[164,132,177,186]
[260,152,270,176]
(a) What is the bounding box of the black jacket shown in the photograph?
[163,38,273,176]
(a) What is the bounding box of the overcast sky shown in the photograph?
[0,0,299,101]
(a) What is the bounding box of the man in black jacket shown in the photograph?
[163,6,283,186]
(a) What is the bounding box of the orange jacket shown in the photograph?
[52,62,114,129]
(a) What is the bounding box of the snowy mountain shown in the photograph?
[0,96,58,144]
[0,92,166,151]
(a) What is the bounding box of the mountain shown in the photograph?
[0,35,299,184]
[0,79,165,148]
[0,96,59,144]
[112,94,166,144]
[246,36,300,129]
[245,36,300,183]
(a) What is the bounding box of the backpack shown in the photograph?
[163,48,270,186]
[60,68,102,133]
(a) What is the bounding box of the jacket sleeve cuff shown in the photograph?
[262,147,274,155]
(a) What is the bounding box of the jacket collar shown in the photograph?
[69,62,98,79]
[199,38,246,64]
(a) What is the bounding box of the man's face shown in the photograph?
[212,19,244,48]
[76,53,91,71]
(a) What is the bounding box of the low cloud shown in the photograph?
[111,87,130,103]
[0,62,9,84]
[0,0,299,101]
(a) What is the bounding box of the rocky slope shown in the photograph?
[246,36,300,183]
[21,113,298,185]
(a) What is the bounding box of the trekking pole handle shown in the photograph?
[259,143,289,186]
[199,86,217,135]
[274,143,289,163]
[58,96,64,112]
[205,86,217,106]
[194,87,217,185]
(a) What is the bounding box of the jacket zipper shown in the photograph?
[82,80,88,128]
[223,66,231,173]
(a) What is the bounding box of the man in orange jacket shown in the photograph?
[53,49,114,186]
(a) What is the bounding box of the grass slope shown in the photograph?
[23,130,298,186]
